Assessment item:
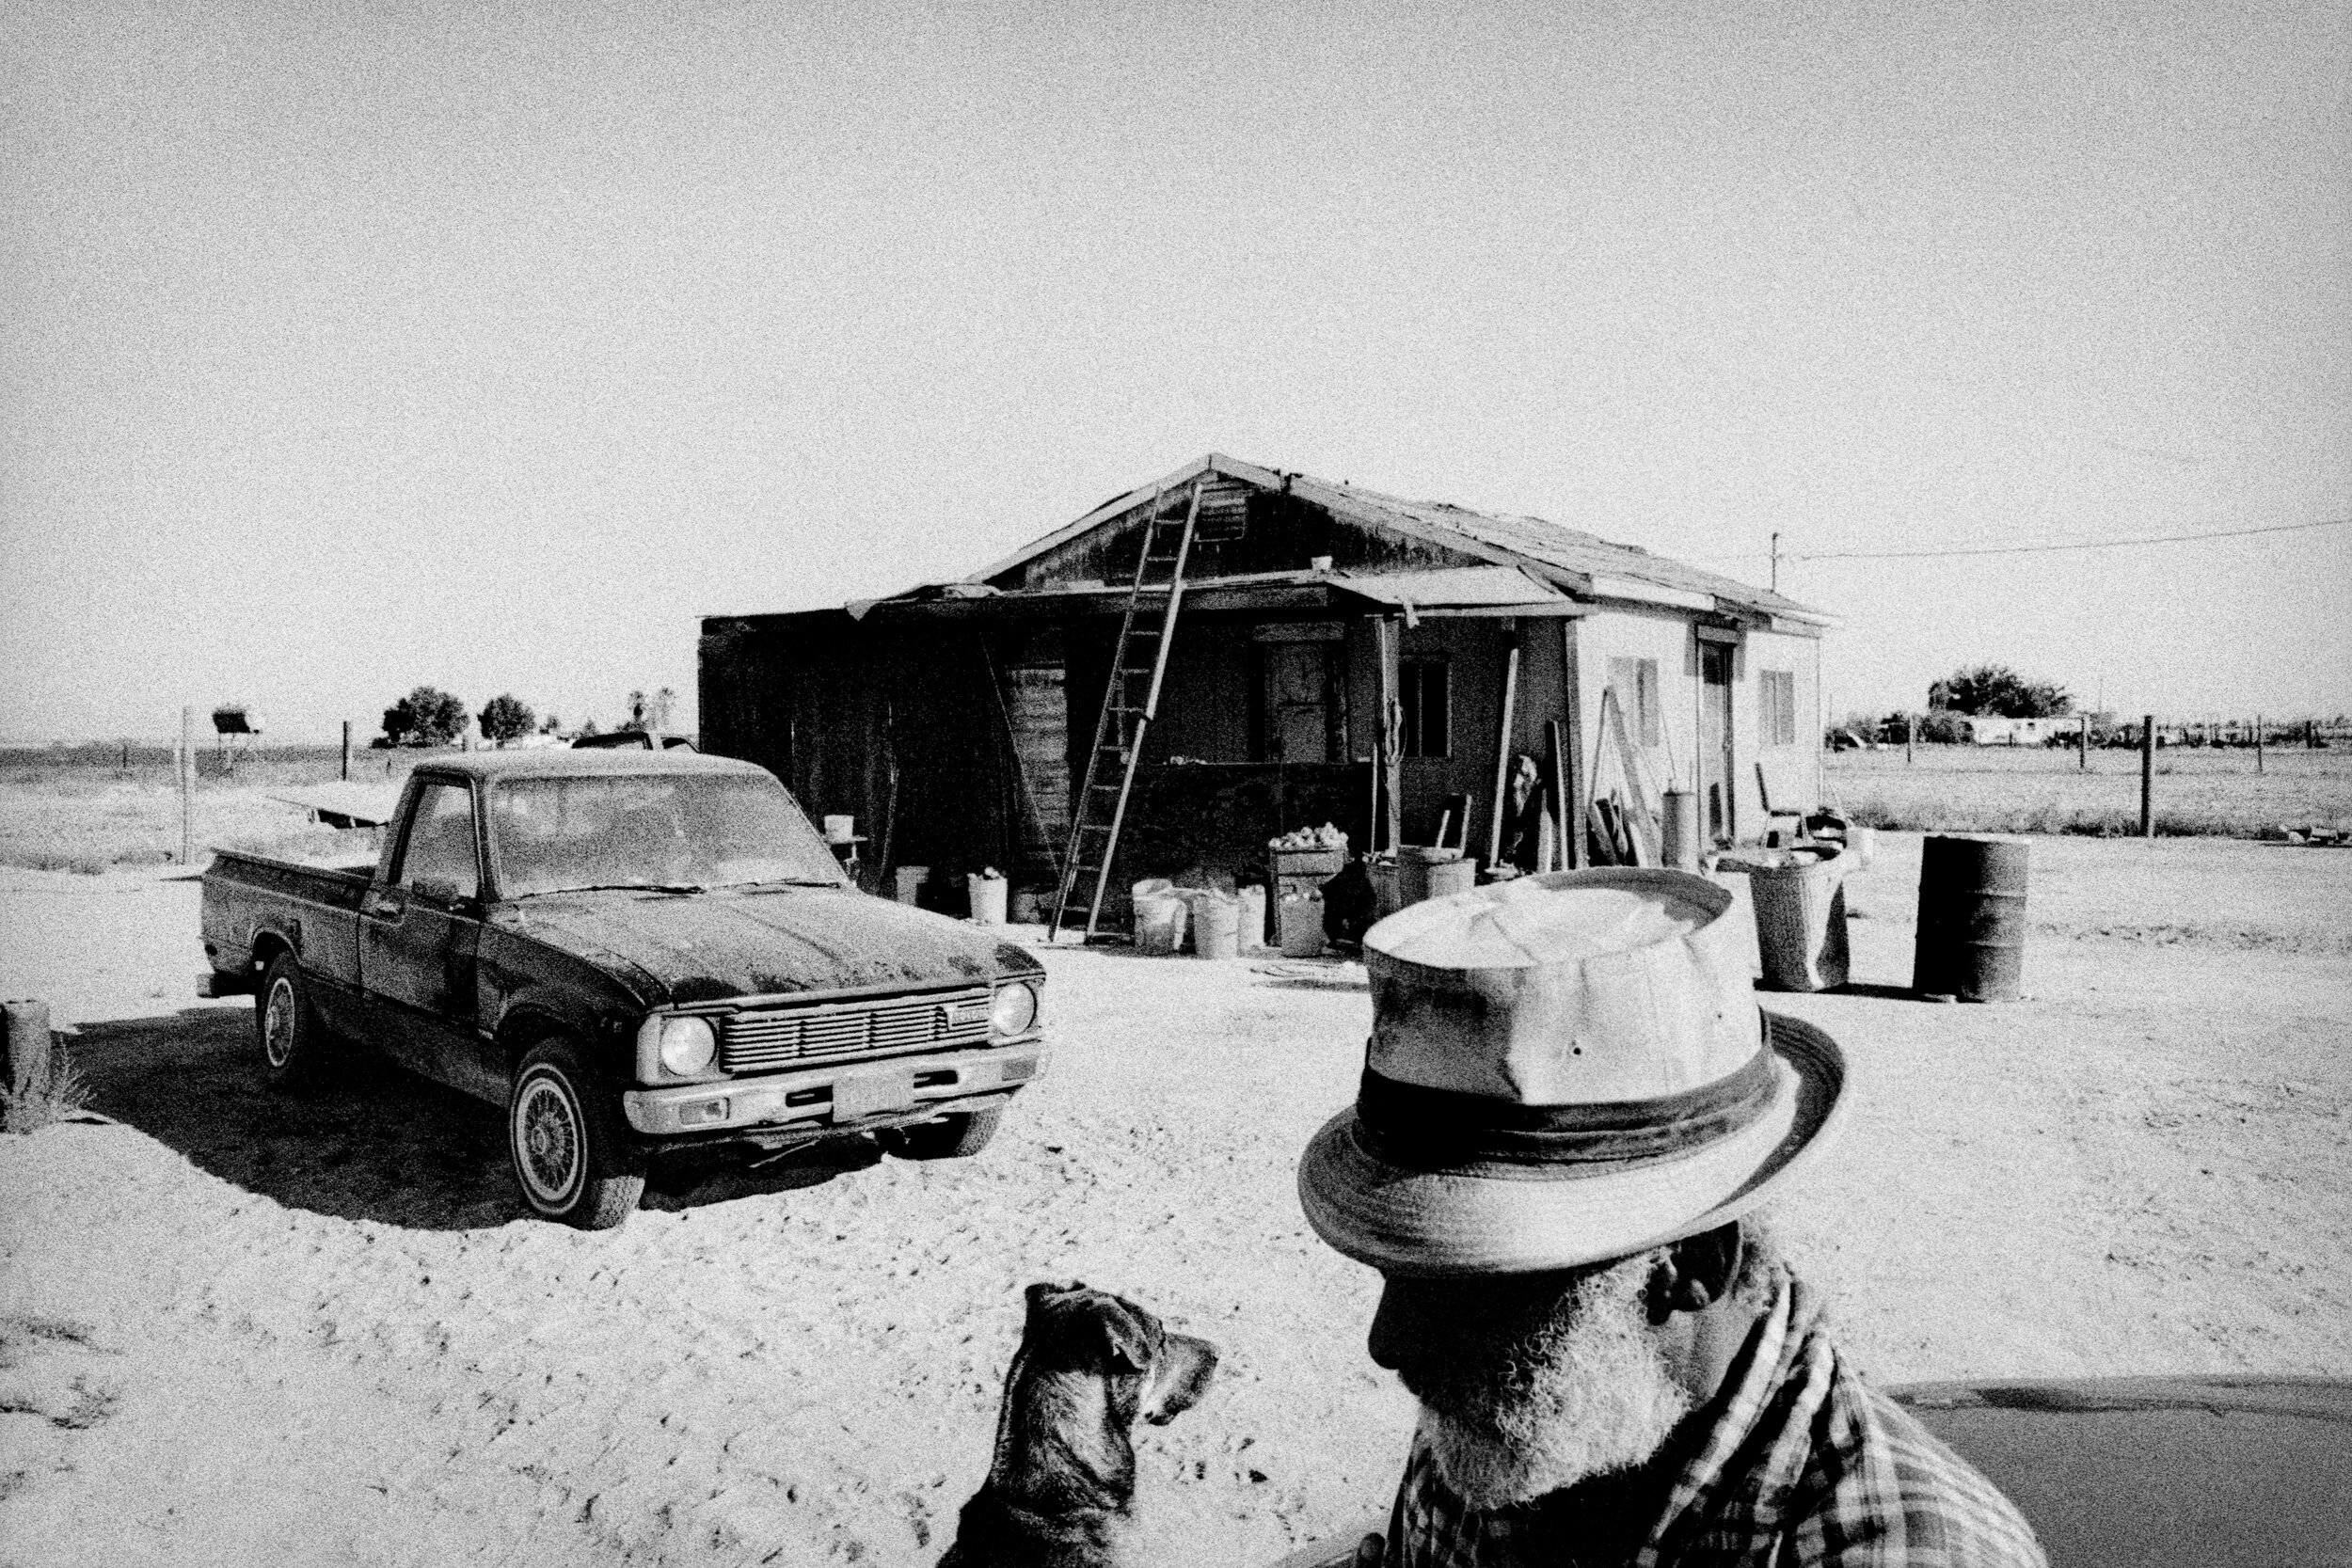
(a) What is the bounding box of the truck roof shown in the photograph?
[405,750,771,783]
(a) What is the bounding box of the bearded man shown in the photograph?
[1298,870,2044,1568]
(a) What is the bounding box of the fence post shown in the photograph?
[3,999,54,1109]
[1905,716,1915,765]
[180,705,195,865]
[2139,714,2155,838]
[342,720,353,782]
[2255,714,2264,775]
[2079,713,2089,771]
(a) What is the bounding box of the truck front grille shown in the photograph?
[721,986,993,1073]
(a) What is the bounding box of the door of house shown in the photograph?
[1700,643,1735,841]
[1265,641,1336,761]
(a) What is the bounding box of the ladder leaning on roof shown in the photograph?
[1047,479,1204,943]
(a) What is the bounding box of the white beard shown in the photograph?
[1406,1253,1693,1511]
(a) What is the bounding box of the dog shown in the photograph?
[938,1281,1220,1568]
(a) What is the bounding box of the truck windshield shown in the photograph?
[488,774,848,898]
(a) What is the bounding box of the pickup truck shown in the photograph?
[201,750,1046,1228]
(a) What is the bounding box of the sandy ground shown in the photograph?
[2,834,2348,1566]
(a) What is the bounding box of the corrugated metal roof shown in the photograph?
[1327,565,1567,609]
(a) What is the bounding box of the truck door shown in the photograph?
[359,779,485,1090]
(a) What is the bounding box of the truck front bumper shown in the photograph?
[620,1041,1044,1138]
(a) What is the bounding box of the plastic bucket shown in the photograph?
[1913,834,2027,1001]
[1279,896,1325,958]
[1849,825,1877,869]
[893,865,929,905]
[1193,894,1241,959]
[1236,884,1267,950]
[967,874,1008,927]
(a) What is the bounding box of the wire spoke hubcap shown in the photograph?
[262,980,295,1068]
[516,1076,583,1205]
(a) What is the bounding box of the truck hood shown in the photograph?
[505,886,1041,1006]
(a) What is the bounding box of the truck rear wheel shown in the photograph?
[884,1103,1004,1161]
[256,953,335,1086]
[509,1038,645,1229]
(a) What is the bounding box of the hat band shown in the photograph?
[1354,1048,1778,1171]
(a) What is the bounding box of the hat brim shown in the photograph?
[1297,1012,1848,1276]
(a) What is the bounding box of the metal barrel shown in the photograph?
[1912,834,2030,1001]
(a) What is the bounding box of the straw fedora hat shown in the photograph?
[1297,867,1848,1276]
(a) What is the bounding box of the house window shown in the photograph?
[1400,656,1450,758]
[1760,669,1798,747]
[1607,657,1661,747]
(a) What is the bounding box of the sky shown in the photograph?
[3,0,2346,743]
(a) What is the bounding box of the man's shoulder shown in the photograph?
[1776,1368,2047,1568]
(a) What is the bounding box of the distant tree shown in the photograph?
[380,687,469,748]
[478,694,535,747]
[539,713,562,735]
[578,718,601,738]
[1930,665,2072,719]
[652,686,677,731]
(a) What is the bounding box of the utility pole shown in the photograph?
[1770,532,1781,594]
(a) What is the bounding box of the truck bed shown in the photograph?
[202,848,374,993]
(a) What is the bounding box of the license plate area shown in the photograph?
[832,1065,916,1122]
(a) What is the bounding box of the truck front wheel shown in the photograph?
[509,1038,645,1229]
[884,1103,1005,1161]
[257,953,335,1086]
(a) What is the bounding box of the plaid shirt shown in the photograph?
[1384,1275,2046,1568]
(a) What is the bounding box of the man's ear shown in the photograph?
[1656,1222,1743,1316]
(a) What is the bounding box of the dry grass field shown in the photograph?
[5,739,2346,882]
[0,746,423,874]
[1826,743,2352,840]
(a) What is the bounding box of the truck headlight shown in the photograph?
[658,1015,717,1076]
[989,982,1038,1038]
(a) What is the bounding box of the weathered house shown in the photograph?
[700,454,1830,913]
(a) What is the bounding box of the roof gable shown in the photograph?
[973,454,1826,625]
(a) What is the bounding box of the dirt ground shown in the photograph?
[2,833,2348,1567]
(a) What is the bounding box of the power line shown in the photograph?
[1791,515,2349,563]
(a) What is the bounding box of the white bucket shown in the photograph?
[1279,896,1325,958]
[1235,884,1267,950]
[893,865,929,905]
[1193,894,1241,959]
[967,873,1008,926]
[1850,825,1877,869]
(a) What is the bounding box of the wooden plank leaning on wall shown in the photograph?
[1561,618,1588,869]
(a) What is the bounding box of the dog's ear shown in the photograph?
[1140,1332,1219,1425]
[1025,1280,1082,1320]
[1096,1298,1155,1374]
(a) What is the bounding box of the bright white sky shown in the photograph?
[4,0,2346,742]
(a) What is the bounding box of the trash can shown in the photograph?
[1192,893,1241,959]
[1424,857,1477,901]
[1235,884,1267,951]
[1369,855,1402,920]
[1913,834,2028,1001]
[893,865,929,906]
[967,871,1008,926]
[1397,846,1463,907]
[1279,895,1325,958]
[1719,845,1848,991]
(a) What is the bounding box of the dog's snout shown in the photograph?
[1140,1331,1219,1425]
